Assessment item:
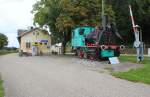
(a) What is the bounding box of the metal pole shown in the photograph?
[129,5,136,33]
[128,5,144,62]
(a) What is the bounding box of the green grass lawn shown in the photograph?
[0,50,17,56]
[0,79,4,97]
[113,55,150,84]
[0,49,16,97]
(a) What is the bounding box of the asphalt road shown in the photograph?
[0,54,150,97]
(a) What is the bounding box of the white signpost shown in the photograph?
[109,57,120,64]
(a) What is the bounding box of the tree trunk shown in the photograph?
[62,31,66,54]
[62,41,66,54]
[61,28,72,54]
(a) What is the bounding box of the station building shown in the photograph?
[17,28,51,55]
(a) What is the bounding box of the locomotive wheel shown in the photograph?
[77,50,80,57]
[89,55,94,60]
[80,51,84,58]
[88,54,96,60]
[83,52,88,59]
[87,48,98,60]
[77,50,84,58]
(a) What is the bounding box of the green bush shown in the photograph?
[0,49,17,55]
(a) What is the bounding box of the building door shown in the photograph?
[32,46,38,56]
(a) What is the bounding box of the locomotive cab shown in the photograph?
[71,26,94,49]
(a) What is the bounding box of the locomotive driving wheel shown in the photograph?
[87,48,98,60]
[88,54,96,60]
[77,49,84,58]
[83,52,88,59]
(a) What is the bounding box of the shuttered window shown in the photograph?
[26,42,31,48]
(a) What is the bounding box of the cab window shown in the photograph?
[79,29,85,35]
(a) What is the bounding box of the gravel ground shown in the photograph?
[0,53,150,97]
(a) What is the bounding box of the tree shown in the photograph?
[132,0,150,44]
[108,0,150,44]
[32,0,116,53]
[0,33,8,49]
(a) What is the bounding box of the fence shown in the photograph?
[121,44,150,55]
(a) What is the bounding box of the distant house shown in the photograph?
[17,28,51,55]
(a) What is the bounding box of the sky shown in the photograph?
[0,0,36,47]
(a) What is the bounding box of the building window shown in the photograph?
[40,42,42,45]
[35,42,38,45]
[79,29,85,35]
[26,42,31,48]
[37,32,39,35]
[44,43,47,45]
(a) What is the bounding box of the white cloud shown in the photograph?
[0,0,36,47]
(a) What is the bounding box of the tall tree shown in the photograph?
[132,0,150,44]
[108,0,150,44]
[0,33,8,49]
[32,0,116,53]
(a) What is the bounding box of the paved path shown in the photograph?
[0,54,150,97]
